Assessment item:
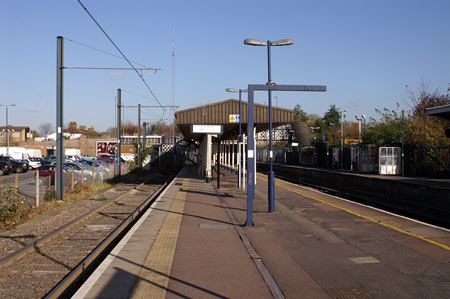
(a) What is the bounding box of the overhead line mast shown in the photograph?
[171,28,176,144]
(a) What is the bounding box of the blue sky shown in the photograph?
[1,0,449,132]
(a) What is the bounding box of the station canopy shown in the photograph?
[175,99,295,140]
[425,104,450,120]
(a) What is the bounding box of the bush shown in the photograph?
[0,182,29,225]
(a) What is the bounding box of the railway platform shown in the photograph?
[73,164,450,299]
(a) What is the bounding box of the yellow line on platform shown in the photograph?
[257,174,450,251]
[131,179,188,298]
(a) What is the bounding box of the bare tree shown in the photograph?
[38,122,54,138]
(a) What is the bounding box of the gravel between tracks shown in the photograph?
[0,185,130,260]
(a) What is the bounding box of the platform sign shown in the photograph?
[229,114,240,123]
[345,138,361,145]
[191,125,223,134]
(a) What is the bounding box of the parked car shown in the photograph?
[97,155,115,164]
[64,155,81,161]
[39,164,56,177]
[81,154,96,161]
[0,161,12,175]
[38,164,72,185]
[42,156,56,165]
[0,156,29,173]
[27,157,42,169]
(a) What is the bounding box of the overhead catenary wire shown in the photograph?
[76,0,165,112]
[64,37,148,68]
[123,89,170,106]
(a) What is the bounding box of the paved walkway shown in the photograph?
[74,165,450,298]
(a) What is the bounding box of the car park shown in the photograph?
[0,156,29,173]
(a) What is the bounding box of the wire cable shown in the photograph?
[64,37,148,67]
[123,89,170,105]
[76,0,165,111]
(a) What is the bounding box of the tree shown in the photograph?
[407,82,450,145]
[293,104,308,121]
[122,121,138,135]
[363,106,404,144]
[323,105,340,128]
[31,130,40,138]
[38,122,53,138]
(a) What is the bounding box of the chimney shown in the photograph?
[79,125,87,130]
[69,122,77,128]
[88,126,95,132]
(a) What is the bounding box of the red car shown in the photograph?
[39,164,56,177]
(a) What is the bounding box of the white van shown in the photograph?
[0,147,29,160]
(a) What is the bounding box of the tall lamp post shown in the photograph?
[393,110,405,176]
[340,109,346,169]
[244,38,294,213]
[0,104,16,156]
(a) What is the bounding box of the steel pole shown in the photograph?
[56,36,64,201]
[401,110,405,177]
[267,41,275,212]
[143,122,147,150]
[246,87,255,226]
[217,138,221,189]
[6,106,9,156]
[117,89,122,176]
[138,104,141,167]
[340,112,344,169]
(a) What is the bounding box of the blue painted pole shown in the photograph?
[246,86,255,226]
[401,110,405,177]
[267,41,275,212]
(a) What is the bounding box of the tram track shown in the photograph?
[0,172,174,298]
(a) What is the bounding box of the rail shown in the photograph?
[0,174,156,269]
[45,173,175,298]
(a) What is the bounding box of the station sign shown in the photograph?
[229,114,240,123]
[345,138,361,145]
[191,125,223,134]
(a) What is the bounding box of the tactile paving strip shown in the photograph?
[328,287,371,299]
[130,179,188,298]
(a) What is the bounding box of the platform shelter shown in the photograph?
[175,99,294,183]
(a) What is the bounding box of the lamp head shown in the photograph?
[271,39,294,46]
[244,39,267,46]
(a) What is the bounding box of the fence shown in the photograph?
[261,142,450,178]
[0,162,131,207]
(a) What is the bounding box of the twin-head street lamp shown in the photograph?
[0,104,16,156]
[244,38,294,213]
